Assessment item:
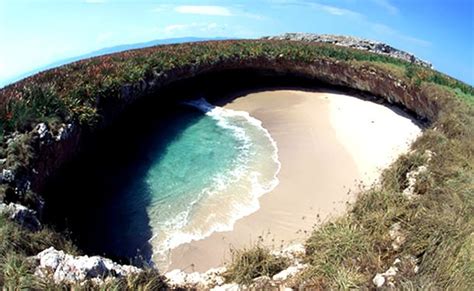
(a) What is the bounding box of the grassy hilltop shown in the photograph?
[0,39,473,289]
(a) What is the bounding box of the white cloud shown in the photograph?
[154,5,264,20]
[371,0,398,15]
[267,1,363,18]
[318,4,358,16]
[175,5,232,16]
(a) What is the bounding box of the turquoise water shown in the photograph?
[42,98,279,268]
[142,99,280,268]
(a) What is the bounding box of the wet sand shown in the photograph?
[167,90,421,272]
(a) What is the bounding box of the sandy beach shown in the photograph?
[167,90,421,272]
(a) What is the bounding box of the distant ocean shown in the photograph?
[135,99,281,268]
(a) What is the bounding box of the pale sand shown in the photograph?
[167,90,421,272]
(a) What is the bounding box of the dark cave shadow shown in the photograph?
[41,98,206,266]
[40,68,425,267]
[192,70,427,128]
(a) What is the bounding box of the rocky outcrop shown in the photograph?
[0,202,41,231]
[0,121,80,207]
[263,33,432,68]
[165,267,226,289]
[31,243,308,288]
[163,243,307,289]
[34,247,141,285]
[403,150,433,198]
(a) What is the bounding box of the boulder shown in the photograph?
[0,202,41,231]
[1,169,15,183]
[35,123,49,139]
[372,273,385,287]
[272,263,308,281]
[35,247,141,284]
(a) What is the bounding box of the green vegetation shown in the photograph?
[1,40,471,139]
[224,244,290,285]
[295,82,474,288]
[0,39,472,289]
[0,214,74,288]
[0,215,168,290]
[2,84,68,133]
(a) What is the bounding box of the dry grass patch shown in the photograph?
[224,244,290,285]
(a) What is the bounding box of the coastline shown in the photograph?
[166,90,421,272]
[149,98,282,268]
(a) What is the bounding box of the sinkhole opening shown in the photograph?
[40,69,417,267]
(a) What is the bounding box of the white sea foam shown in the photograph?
[148,98,281,269]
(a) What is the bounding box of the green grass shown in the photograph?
[2,84,68,134]
[0,253,38,290]
[0,214,77,259]
[299,218,375,289]
[0,213,78,289]
[1,40,471,139]
[294,91,474,289]
[0,215,168,290]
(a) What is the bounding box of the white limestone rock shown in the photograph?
[186,271,204,285]
[372,273,385,287]
[372,263,399,288]
[165,266,227,288]
[1,169,15,182]
[202,267,226,287]
[403,165,428,197]
[263,33,432,68]
[165,269,189,286]
[389,222,406,251]
[0,202,41,231]
[35,123,49,139]
[35,247,140,284]
[272,263,308,281]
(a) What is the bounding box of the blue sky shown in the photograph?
[1,0,473,86]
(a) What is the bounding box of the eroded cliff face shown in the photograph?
[0,55,438,213]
